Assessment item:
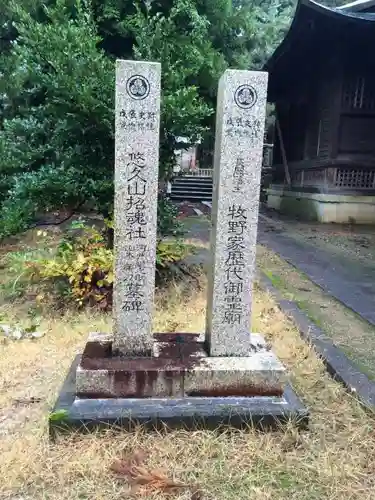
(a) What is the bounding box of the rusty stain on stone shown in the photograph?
[76,392,112,399]
[153,333,200,343]
[164,370,174,395]
[112,370,158,398]
[82,340,112,359]
[81,335,207,373]
[78,337,283,399]
[156,334,206,361]
[114,371,132,396]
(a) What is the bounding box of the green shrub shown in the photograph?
[0,1,115,239]
[27,221,189,309]
[155,240,188,269]
[157,194,184,238]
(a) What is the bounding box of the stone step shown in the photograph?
[172,185,213,193]
[176,175,213,180]
[171,173,213,202]
[177,184,212,189]
[172,187,212,194]
[171,188,212,195]
[170,193,212,201]
[173,179,213,187]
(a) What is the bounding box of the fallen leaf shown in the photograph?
[49,409,69,422]
[110,451,198,496]
[191,490,204,500]
[111,449,147,478]
[14,396,42,405]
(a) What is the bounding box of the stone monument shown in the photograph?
[113,60,160,356]
[207,70,267,357]
[51,65,307,431]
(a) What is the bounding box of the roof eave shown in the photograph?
[264,0,375,73]
[338,0,375,12]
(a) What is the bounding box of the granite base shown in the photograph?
[76,332,286,398]
[50,355,308,436]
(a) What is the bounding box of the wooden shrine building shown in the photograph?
[265,0,375,223]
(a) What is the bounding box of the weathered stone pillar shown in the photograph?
[113,60,161,355]
[206,70,268,356]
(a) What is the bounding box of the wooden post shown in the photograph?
[275,114,291,187]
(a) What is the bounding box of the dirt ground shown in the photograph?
[261,208,375,267]
[257,244,375,380]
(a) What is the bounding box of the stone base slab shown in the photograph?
[267,186,375,224]
[76,332,286,398]
[50,355,308,435]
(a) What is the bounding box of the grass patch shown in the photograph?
[340,346,375,381]
[1,267,375,498]
[263,269,325,333]
[263,269,287,291]
[0,228,61,303]
[1,234,375,499]
[294,299,324,329]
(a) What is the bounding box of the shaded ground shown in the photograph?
[258,213,375,326]
[257,245,375,381]
[262,207,375,266]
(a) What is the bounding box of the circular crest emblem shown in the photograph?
[126,75,150,100]
[234,84,257,109]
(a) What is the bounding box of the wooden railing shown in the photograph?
[182,168,213,177]
[175,143,273,178]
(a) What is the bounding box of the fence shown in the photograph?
[175,143,274,177]
[182,168,213,177]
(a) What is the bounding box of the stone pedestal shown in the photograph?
[51,332,307,432]
[75,333,286,399]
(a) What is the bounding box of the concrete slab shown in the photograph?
[202,201,212,209]
[193,208,204,216]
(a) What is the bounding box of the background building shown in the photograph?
[265,0,375,223]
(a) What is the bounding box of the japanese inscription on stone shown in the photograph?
[206,70,268,357]
[113,61,161,356]
[223,204,247,326]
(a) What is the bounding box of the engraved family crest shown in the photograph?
[234,84,257,109]
[126,75,150,100]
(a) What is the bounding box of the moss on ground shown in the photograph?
[258,245,375,381]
